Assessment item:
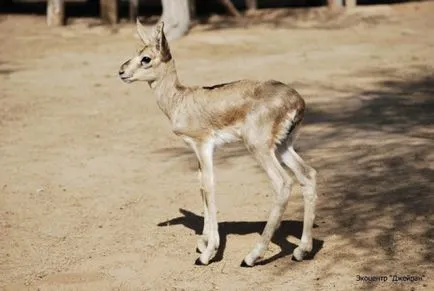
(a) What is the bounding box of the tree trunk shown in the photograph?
[47,0,65,26]
[100,0,119,24]
[161,0,191,41]
[346,0,356,8]
[327,0,343,9]
[129,0,138,22]
[219,0,242,17]
[245,0,257,11]
[189,0,196,20]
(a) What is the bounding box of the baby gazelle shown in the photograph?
[119,21,317,267]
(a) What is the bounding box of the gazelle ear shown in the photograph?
[152,22,172,62]
[136,18,151,45]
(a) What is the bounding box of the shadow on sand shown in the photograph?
[154,66,433,269]
[158,208,324,265]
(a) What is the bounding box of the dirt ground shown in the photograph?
[1,2,433,290]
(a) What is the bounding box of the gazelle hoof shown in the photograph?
[197,238,207,254]
[292,247,306,261]
[240,260,254,268]
[194,257,208,266]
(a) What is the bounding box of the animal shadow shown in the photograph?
[158,208,323,265]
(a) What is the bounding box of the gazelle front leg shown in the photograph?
[193,140,219,265]
[197,161,210,253]
[183,138,211,253]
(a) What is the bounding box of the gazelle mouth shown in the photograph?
[120,76,133,83]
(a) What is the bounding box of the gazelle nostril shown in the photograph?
[119,71,125,75]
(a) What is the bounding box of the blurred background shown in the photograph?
[1,0,428,31]
[1,1,433,290]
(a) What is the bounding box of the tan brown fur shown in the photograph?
[211,104,252,128]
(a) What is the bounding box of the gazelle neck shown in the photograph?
[149,60,184,121]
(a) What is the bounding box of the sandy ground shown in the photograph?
[1,2,433,290]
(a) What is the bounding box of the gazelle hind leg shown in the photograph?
[242,149,293,267]
[280,146,317,261]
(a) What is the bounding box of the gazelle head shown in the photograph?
[119,20,172,83]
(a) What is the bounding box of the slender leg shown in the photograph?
[280,146,317,261]
[243,149,293,267]
[197,161,210,253]
[194,140,219,265]
[183,138,210,254]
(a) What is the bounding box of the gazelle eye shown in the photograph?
[141,56,151,64]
